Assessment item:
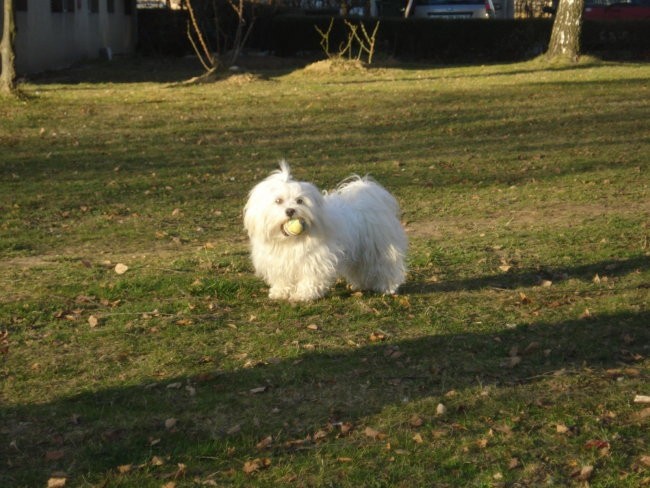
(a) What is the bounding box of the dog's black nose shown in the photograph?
[285,208,296,217]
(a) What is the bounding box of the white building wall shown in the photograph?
[3,0,136,74]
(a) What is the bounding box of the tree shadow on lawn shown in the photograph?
[28,55,313,86]
[1,306,648,485]
[404,255,650,295]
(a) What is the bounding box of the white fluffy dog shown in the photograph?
[244,161,407,301]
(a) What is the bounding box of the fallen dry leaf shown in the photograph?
[630,407,650,423]
[313,429,329,441]
[88,315,99,328]
[508,457,520,470]
[606,368,640,378]
[412,433,424,444]
[176,463,187,475]
[165,418,178,430]
[117,464,133,474]
[337,457,353,463]
[243,458,271,474]
[556,423,570,434]
[364,427,387,440]
[338,422,354,435]
[0,330,8,356]
[369,331,386,342]
[114,263,128,275]
[573,465,594,481]
[45,450,65,461]
[506,356,522,368]
[493,424,513,436]
[47,478,67,488]
[151,455,165,466]
[256,436,273,449]
[409,414,424,428]
[584,439,610,450]
[431,429,448,438]
[436,403,447,416]
[249,386,268,394]
[634,395,650,404]
[523,341,540,354]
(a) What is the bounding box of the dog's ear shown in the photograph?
[243,199,260,239]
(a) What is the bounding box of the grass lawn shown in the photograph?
[1,56,649,487]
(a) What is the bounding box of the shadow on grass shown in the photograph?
[321,58,614,86]
[404,255,650,295]
[27,55,314,86]
[1,306,648,486]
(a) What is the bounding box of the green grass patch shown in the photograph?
[1,57,649,487]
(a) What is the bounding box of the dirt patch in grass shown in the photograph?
[302,58,369,74]
[407,200,650,239]
[182,69,267,85]
[1,255,57,270]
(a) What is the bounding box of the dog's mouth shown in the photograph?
[281,218,306,237]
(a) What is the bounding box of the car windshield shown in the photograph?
[415,0,484,4]
[585,0,650,5]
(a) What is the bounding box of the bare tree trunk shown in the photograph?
[228,0,255,66]
[404,0,415,17]
[546,0,584,61]
[1,0,17,94]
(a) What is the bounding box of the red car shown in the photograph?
[584,0,650,20]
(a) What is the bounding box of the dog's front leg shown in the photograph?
[288,280,330,302]
[268,285,292,300]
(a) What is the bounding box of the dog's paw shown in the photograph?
[268,286,291,300]
[288,284,327,302]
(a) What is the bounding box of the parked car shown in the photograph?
[584,0,650,19]
[411,0,497,19]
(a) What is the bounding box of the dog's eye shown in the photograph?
[296,198,304,205]
[275,198,284,205]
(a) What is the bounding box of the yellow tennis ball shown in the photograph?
[283,218,304,236]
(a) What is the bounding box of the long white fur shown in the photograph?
[244,161,407,301]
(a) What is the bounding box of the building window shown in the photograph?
[51,0,75,12]
[88,0,99,12]
[15,0,28,11]
[107,0,115,12]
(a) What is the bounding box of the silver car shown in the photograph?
[411,0,497,18]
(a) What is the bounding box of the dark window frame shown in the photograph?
[51,0,76,12]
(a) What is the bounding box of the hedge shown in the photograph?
[137,8,650,62]
[272,16,553,62]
